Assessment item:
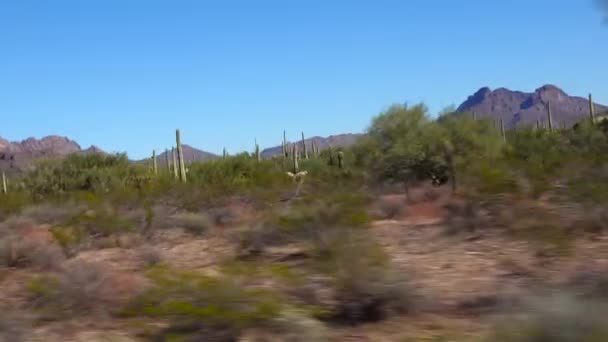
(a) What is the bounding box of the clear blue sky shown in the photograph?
[1,0,607,159]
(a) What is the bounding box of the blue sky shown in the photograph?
[1,0,607,159]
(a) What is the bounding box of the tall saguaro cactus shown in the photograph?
[176,129,187,182]
[1,171,7,195]
[172,147,178,179]
[301,132,308,160]
[282,130,288,158]
[255,139,261,162]
[337,151,344,169]
[328,144,335,166]
[152,150,158,175]
[546,101,554,132]
[165,148,170,171]
[223,147,227,160]
[291,144,299,174]
[286,143,308,182]
[589,94,596,124]
[500,118,506,142]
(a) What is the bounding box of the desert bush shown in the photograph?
[42,202,135,256]
[122,266,285,340]
[16,203,83,225]
[237,192,370,256]
[27,260,111,319]
[487,293,608,342]
[139,245,162,267]
[354,104,448,188]
[269,308,329,342]
[313,228,414,324]
[24,153,134,199]
[0,191,31,218]
[171,212,212,235]
[443,197,486,235]
[1,237,64,270]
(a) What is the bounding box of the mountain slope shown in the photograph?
[0,136,105,173]
[457,84,607,128]
[261,133,362,159]
[155,145,219,164]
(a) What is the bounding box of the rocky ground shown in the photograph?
[2,185,608,341]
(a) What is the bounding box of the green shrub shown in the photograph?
[24,153,134,199]
[488,293,608,342]
[238,192,370,255]
[313,228,414,324]
[0,191,32,218]
[122,266,285,340]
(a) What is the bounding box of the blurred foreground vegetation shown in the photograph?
[3,105,608,341]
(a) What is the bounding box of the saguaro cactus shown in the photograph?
[176,129,187,182]
[337,151,344,169]
[255,139,261,162]
[589,94,596,124]
[547,101,553,132]
[536,119,541,130]
[1,171,7,194]
[301,132,308,160]
[223,147,227,160]
[500,118,506,142]
[152,150,158,175]
[328,144,335,166]
[292,144,299,174]
[282,130,288,158]
[172,147,178,179]
[286,143,307,180]
[165,148,170,171]
[442,140,456,192]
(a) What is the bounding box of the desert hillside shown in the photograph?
[3,104,608,341]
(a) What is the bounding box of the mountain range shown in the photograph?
[457,84,607,128]
[2,84,606,172]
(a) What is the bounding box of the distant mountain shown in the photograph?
[261,133,362,159]
[155,145,219,164]
[1,135,81,155]
[0,135,106,173]
[457,84,607,128]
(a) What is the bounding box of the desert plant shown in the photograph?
[315,228,414,324]
[172,147,178,179]
[122,266,285,340]
[171,212,212,235]
[487,293,608,341]
[337,151,344,169]
[255,138,261,162]
[152,150,158,175]
[176,129,187,182]
[1,171,6,195]
[301,132,308,160]
[139,245,162,267]
[27,260,111,318]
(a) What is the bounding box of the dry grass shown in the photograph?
[487,293,608,341]
[138,245,162,267]
[27,260,112,319]
[171,212,212,235]
[0,230,64,270]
